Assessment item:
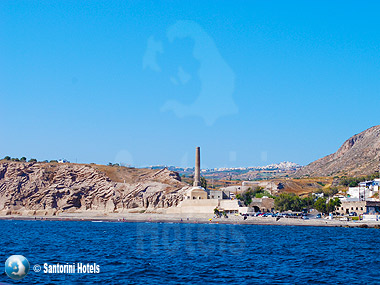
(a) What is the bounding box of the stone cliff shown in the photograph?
[295,125,380,177]
[0,162,190,215]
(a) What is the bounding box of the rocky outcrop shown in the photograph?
[0,162,189,215]
[295,125,380,177]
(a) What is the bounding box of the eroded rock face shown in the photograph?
[295,125,380,177]
[0,162,189,214]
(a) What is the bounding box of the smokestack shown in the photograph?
[193,147,201,187]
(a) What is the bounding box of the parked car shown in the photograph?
[315,214,322,219]
[349,212,357,217]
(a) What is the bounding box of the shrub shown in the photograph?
[323,187,339,197]
[340,173,379,187]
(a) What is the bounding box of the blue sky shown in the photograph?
[1,1,380,168]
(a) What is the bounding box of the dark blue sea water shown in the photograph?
[0,220,379,284]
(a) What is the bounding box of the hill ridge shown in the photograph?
[295,125,380,177]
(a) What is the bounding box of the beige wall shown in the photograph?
[167,196,274,215]
[219,200,240,212]
[250,198,274,212]
[166,199,241,214]
[187,188,208,200]
[166,199,218,214]
[335,201,366,215]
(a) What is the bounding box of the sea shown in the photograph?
[0,220,379,284]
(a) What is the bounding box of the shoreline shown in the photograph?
[1,213,379,228]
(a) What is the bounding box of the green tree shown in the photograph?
[28,158,37,163]
[20,157,27,162]
[200,176,207,189]
[326,197,341,213]
[237,186,275,206]
[339,174,379,187]
[274,193,303,212]
[314,197,327,214]
[323,187,339,197]
[254,186,265,195]
[238,188,255,206]
[348,181,358,187]
[3,156,10,161]
[302,195,316,210]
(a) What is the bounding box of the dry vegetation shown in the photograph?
[89,164,157,183]
[273,177,334,196]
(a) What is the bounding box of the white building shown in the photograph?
[347,179,380,200]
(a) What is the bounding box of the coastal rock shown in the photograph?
[0,162,189,214]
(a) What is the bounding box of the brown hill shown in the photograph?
[0,162,189,215]
[272,178,333,196]
[296,125,380,177]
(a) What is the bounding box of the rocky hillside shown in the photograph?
[296,125,380,177]
[0,162,190,215]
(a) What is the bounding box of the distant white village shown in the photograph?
[202,161,301,172]
[150,161,301,173]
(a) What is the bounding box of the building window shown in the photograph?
[351,207,354,210]
[356,207,358,210]
[361,207,363,210]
